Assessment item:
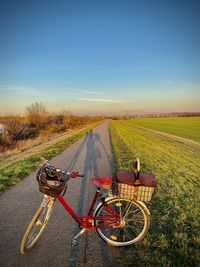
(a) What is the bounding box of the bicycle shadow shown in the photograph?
[94,132,114,169]
[66,134,88,171]
[68,129,115,267]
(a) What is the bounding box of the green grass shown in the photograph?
[0,123,98,193]
[126,117,200,142]
[110,119,200,267]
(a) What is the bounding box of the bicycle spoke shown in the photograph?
[116,200,122,219]
[122,227,134,241]
[126,212,144,223]
[126,224,141,236]
[110,227,122,237]
[122,201,133,220]
[26,222,43,248]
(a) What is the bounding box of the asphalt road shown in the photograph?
[0,121,124,267]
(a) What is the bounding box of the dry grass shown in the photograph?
[0,129,72,160]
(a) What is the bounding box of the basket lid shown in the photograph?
[115,170,157,187]
[140,173,157,187]
[116,170,136,185]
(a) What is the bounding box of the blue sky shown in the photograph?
[0,0,200,114]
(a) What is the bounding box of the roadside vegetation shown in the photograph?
[110,119,200,267]
[0,123,98,193]
[0,102,102,155]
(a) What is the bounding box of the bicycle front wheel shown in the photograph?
[94,197,150,246]
[20,196,55,254]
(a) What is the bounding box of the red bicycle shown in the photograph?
[20,160,150,254]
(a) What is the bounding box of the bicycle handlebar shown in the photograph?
[40,158,84,182]
[61,170,84,182]
[69,171,84,178]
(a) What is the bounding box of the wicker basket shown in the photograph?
[112,170,157,202]
[37,167,67,198]
[38,181,67,198]
[117,183,155,202]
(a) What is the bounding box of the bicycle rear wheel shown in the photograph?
[20,196,55,254]
[94,197,150,246]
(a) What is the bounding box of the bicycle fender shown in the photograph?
[136,200,151,215]
[95,196,150,216]
[40,195,50,207]
[94,195,116,213]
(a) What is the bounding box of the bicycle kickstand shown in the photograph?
[71,228,86,247]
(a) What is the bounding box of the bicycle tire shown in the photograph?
[94,197,150,246]
[20,196,55,254]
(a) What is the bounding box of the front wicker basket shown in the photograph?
[38,182,66,198]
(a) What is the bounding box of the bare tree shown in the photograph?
[6,120,28,140]
[26,102,47,129]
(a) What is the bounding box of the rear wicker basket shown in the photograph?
[112,171,157,202]
[117,183,155,202]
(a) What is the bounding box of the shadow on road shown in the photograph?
[68,129,114,267]
[66,134,88,171]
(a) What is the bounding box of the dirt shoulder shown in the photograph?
[0,124,96,169]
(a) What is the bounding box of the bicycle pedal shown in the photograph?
[71,239,77,247]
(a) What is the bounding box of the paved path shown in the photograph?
[0,121,124,267]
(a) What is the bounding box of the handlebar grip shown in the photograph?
[77,174,84,177]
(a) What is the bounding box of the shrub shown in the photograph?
[0,135,13,152]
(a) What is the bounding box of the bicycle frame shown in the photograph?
[57,188,121,230]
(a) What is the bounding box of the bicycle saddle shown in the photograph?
[91,177,112,189]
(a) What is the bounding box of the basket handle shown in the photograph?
[133,158,140,181]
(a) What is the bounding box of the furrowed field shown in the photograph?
[127,117,200,142]
[110,118,200,267]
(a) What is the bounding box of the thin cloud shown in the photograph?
[182,82,200,88]
[78,98,128,103]
[166,80,174,84]
[81,90,104,95]
[0,85,40,95]
[165,81,200,88]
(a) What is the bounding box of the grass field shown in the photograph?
[126,117,200,142]
[110,119,200,267]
